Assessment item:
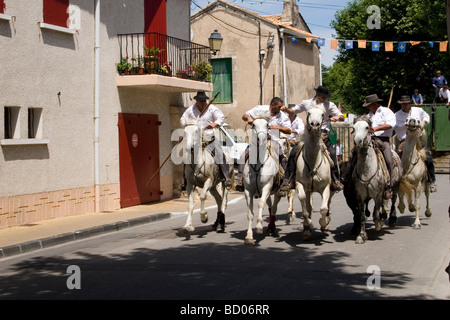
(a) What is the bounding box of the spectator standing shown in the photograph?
[433,70,447,102]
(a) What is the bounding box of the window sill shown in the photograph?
[0,13,12,21]
[1,139,50,146]
[39,22,76,35]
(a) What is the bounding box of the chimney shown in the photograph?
[281,0,301,28]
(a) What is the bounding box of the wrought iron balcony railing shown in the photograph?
[118,32,211,79]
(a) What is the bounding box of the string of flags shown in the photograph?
[298,37,449,52]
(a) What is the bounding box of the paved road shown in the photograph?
[0,175,448,303]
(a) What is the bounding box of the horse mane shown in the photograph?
[309,100,326,113]
[252,110,272,122]
[354,115,372,127]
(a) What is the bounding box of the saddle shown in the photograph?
[294,140,334,168]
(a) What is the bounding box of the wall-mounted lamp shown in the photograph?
[267,34,275,49]
[260,49,266,60]
[208,29,223,55]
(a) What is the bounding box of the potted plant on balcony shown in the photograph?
[176,65,194,79]
[116,57,131,75]
[131,55,144,75]
[191,61,213,82]
[144,46,163,74]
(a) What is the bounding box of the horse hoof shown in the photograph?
[355,236,365,244]
[302,232,312,241]
[255,227,263,234]
[425,210,432,218]
[266,227,277,237]
[181,226,194,234]
[408,205,415,212]
[320,227,329,233]
[412,223,421,230]
[389,220,397,228]
[201,214,208,224]
[375,221,383,231]
[244,238,254,245]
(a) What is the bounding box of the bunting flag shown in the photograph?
[385,41,393,52]
[330,39,338,49]
[318,38,325,47]
[358,40,366,48]
[372,41,380,51]
[398,42,406,52]
[345,40,353,49]
[306,37,312,43]
[291,36,298,44]
[440,41,448,52]
[410,41,420,46]
[429,41,434,48]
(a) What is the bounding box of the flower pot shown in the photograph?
[176,71,188,79]
[144,56,158,74]
[136,67,144,75]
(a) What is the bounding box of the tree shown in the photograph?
[327,0,449,114]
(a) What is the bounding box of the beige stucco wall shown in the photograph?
[191,4,320,131]
[0,0,192,228]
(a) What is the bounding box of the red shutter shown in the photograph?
[144,0,167,35]
[43,0,69,27]
[0,0,5,14]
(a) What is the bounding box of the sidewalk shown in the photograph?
[0,192,244,258]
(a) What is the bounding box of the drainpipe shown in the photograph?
[279,28,287,105]
[94,0,101,212]
[319,49,322,85]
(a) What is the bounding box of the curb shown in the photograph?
[0,212,172,259]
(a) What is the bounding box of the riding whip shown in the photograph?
[387,85,395,109]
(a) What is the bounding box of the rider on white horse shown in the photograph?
[235,97,291,191]
[394,95,437,192]
[279,86,344,195]
[179,91,232,191]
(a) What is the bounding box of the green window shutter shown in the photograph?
[211,58,232,103]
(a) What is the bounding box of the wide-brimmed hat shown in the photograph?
[363,94,383,107]
[398,95,412,104]
[193,91,209,100]
[314,86,331,98]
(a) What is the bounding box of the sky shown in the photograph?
[190,0,351,67]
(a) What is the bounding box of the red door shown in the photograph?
[144,0,167,64]
[118,113,161,208]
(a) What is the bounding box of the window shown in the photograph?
[0,0,5,14]
[4,106,20,139]
[43,0,69,28]
[28,108,43,139]
[211,58,233,103]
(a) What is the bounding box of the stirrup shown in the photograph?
[277,180,291,196]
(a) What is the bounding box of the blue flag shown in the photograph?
[372,41,380,51]
[429,41,434,48]
[398,42,406,52]
[318,38,325,47]
[345,40,353,49]
[291,36,298,44]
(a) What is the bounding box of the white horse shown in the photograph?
[398,117,431,229]
[295,103,334,241]
[352,118,402,244]
[181,120,233,234]
[243,112,283,245]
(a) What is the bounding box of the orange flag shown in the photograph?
[385,41,393,51]
[330,39,338,49]
[440,41,448,52]
[410,41,420,46]
[358,40,366,48]
[306,37,312,43]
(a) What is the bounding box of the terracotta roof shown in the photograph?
[194,0,319,39]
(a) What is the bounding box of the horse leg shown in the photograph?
[319,185,331,232]
[389,191,398,228]
[199,179,212,224]
[297,184,313,241]
[356,197,368,244]
[267,194,282,237]
[424,181,432,218]
[286,189,296,224]
[256,185,272,235]
[373,196,384,232]
[412,183,421,229]
[210,187,226,232]
[244,191,255,245]
[398,187,406,214]
[182,183,196,234]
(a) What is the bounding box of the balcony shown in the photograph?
[116,32,213,93]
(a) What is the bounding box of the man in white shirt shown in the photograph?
[279,86,344,194]
[394,95,437,192]
[288,110,305,146]
[234,97,291,191]
[438,84,450,106]
[179,91,232,190]
[364,94,396,199]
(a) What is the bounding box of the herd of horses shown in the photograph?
[179,103,433,244]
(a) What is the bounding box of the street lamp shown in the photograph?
[208,29,223,55]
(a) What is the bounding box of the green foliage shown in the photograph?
[116,57,131,74]
[327,0,450,114]
[191,61,213,81]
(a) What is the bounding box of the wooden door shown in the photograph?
[118,113,161,208]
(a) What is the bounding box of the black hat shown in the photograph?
[398,95,412,104]
[314,86,331,98]
[363,94,383,107]
[193,91,209,100]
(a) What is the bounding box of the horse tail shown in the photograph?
[399,177,414,199]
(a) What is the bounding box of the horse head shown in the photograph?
[405,116,422,137]
[306,102,325,133]
[353,117,372,149]
[250,111,271,143]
